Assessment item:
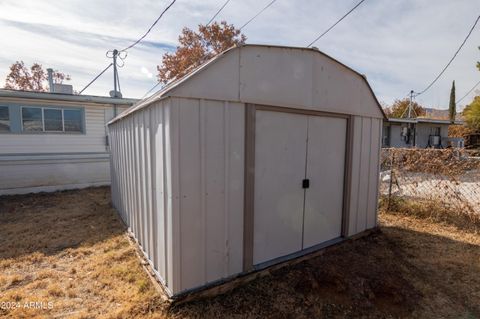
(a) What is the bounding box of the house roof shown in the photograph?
[110,44,386,125]
[0,89,139,105]
[387,117,463,125]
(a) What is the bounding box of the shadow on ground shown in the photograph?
[164,219,480,318]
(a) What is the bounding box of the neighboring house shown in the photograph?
[0,89,137,195]
[382,118,464,148]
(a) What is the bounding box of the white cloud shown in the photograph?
[141,66,153,79]
[0,0,479,109]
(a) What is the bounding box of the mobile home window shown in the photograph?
[22,107,43,132]
[64,109,82,132]
[44,109,63,131]
[21,106,83,133]
[0,106,9,132]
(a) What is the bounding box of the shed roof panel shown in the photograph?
[110,44,385,125]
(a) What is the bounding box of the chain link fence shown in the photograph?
[379,148,480,215]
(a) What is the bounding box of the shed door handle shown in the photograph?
[302,179,310,189]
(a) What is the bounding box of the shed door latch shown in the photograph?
[302,179,310,189]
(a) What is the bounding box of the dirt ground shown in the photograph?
[0,187,479,318]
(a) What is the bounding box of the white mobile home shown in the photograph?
[0,89,137,195]
[108,45,385,297]
[382,118,464,148]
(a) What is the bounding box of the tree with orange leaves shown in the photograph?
[384,98,426,118]
[4,61,70,92]
[157,21,246,84]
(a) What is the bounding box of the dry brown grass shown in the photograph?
[0,187,162,318]
[1,187,479,318]
[380,196,480,233]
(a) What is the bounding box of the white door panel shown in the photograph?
[303,116,346,248]
[253,110,307,265]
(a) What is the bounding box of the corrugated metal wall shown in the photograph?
[108,46,384,297]
[110,98,175,292]
[110,100,380,295]
[174,98,245,292]
[347,116,382,236]
[109,97,245,295]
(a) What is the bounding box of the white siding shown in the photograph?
[0,155,110,195]
[0,97,129,195]
[168,46,383,119]
[109,97,245,295]
[174,97,245,292]
[0,103,128,154]
[348,116,382,235]
[111,99,168,292]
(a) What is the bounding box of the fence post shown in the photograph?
[387,150,395,211]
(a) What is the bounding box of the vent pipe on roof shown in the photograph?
[47,68,54,93]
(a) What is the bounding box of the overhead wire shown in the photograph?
[78,63,113,94]
[414,15,480,97]
[120,0,177,52]
[142,81,162,99]
[307,0,366,47]
[82,1,176,96]
[239,0,277,30]
[207,0,232,25]
[142,0,239,98]
[456,79,480,104]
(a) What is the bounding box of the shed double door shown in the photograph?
[253,110,347,265]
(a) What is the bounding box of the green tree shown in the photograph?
[384,98,426,118]
[463,96,480,131]
[449,80,456,122]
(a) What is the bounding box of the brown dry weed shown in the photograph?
[0,187,479,318]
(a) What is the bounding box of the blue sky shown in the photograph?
[0,0,479,110]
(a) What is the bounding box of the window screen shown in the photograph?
[44,109,63,131]
[0,106,9,132]
[22,107,43,132]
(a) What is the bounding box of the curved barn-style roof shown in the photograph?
[110,44,385,125]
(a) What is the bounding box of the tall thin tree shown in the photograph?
[449,80,456,122]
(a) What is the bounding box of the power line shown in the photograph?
[120,0,177,52]
[307,0,366,47]
[207,0,232,26]
[456,79,480,104]
[142,81,162,99]
[79,1,176,96]
[239,0,277,30]
[141,0,233,99]
[79,63,113,94]
[415,15,480,97]
[141,54,215,98]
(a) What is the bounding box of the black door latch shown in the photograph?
[302,179,310,189]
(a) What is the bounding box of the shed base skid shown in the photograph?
[128,225,379,304]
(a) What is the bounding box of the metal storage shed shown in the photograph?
[108,44,385,297]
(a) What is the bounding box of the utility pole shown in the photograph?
[408,90,416,147]
[112,49,119,97]
[407,90,414,118]
[112,49,119,116]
